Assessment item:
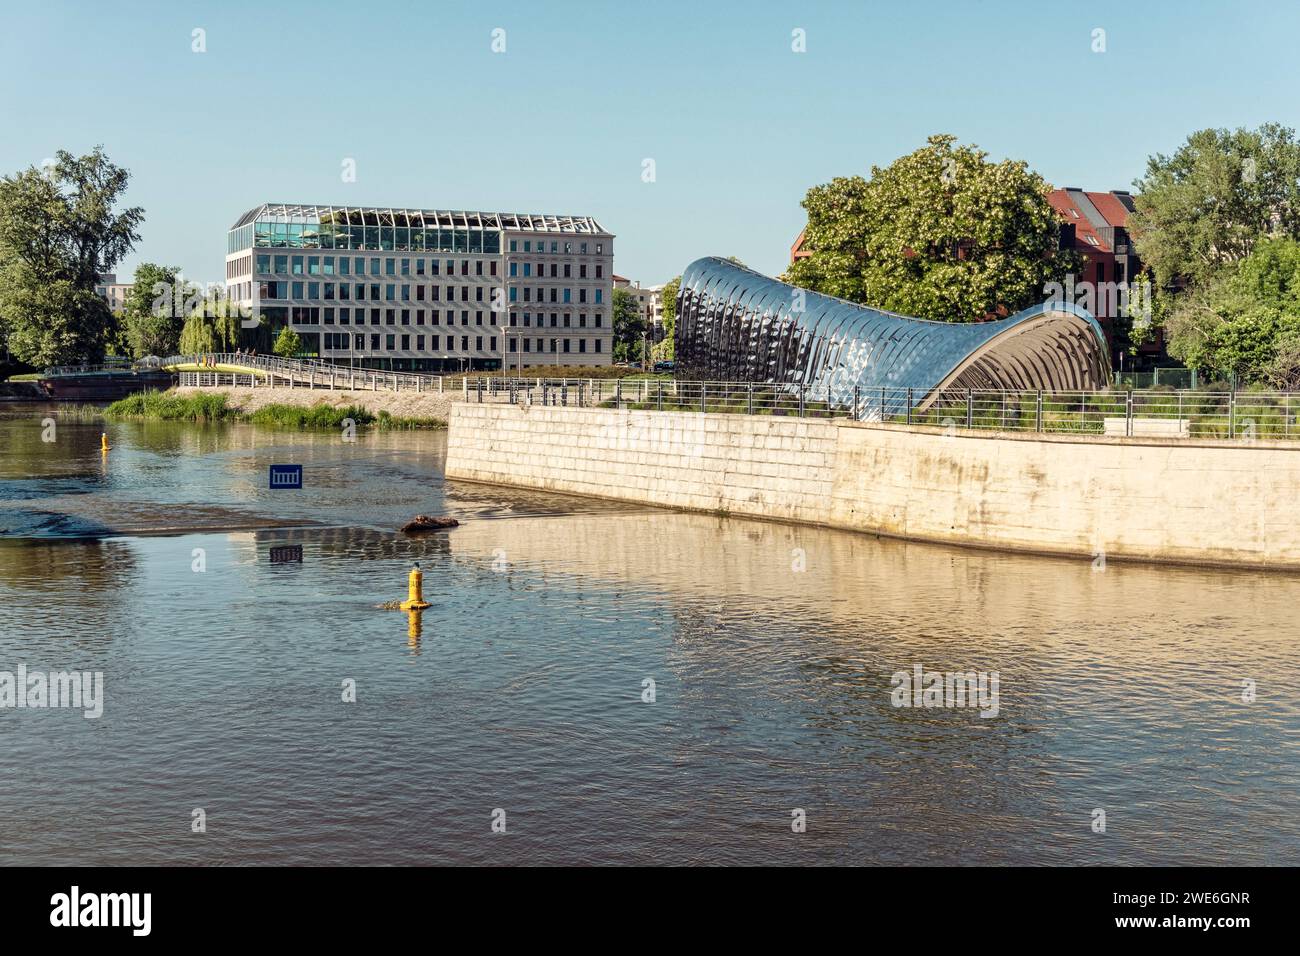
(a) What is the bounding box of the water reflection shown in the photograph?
[0,408,1295,865]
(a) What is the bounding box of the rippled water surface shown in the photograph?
[1,405,1297,865]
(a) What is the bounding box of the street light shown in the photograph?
[503,327,529,377]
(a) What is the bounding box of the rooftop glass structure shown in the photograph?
[228,204,610,256]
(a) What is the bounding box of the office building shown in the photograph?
[226,204,614,370]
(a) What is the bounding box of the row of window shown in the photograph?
[226,255,252,280]
[507,238,604,254]
[253,253,606,280]
[508,261,601,278]
[259,280,602,305]
[242,222,609,257]
[319,332,603,355]
[261,306,606,329]
[248,223,505,254]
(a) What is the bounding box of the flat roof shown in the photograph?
[231,203,610,235]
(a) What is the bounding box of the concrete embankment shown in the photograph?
[174,385,455,422]
[445,402,1300,569]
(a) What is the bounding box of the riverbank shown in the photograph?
[446,402,1300,570]
[176,384,453,423]
[108,388,446,429]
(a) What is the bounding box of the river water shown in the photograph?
[0,403,1296,865]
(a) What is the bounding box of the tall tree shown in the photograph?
[1128,124,1300,291]
[122,263,185,357]
[0,147,143,364]
[611,287,645,363]
[786,134,1075,322]
[1163,236,1300,382]
[658,275,681,360]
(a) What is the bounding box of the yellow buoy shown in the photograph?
[399,563,431,610]
[100,432,110,452]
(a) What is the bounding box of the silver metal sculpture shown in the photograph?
[674,257,1111,418]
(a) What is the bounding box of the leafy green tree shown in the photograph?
[786,134,1075,322]
[122,263,184,357]
[0,269,109,367]
[179,298,240,355]
[611,287,645,363]
[1164,237,1300,382]
[1128,124,1300,292]
[1262,328,1300,389]
[0,147,143,364]
[658,275,680,360]
[273,326,303,357]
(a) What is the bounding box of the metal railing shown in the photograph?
[464,377,1300,442]
[164,353,452,393]
[166,357,1300,442]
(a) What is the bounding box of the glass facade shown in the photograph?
[244,220,503,254]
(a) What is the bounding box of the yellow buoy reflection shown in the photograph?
[406,608,423,648]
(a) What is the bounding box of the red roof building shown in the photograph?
[1047,188,1160,367]
[790,188,1160,368]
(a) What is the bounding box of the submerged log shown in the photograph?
[401,514,459,533]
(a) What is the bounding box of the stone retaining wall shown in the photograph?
[445,402,1300,568]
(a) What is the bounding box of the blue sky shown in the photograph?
[2,0,1298,286]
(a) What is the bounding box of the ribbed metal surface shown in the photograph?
[675,257,1111,417]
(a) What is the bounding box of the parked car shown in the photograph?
[653,361,675,373]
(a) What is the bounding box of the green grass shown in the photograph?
[54,403,106,422]
[105,390,238,421]
[105,390,444,430]
[372,409,446,430]
[246,403,371,429]
[6,373,41,382]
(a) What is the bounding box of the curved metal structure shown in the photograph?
[675,257,1111,417]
